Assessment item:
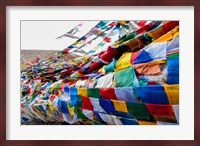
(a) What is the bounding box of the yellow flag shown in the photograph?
[34,81,40,88]
[164,84,179,104]
[138,120,157,125]
[77,88,88,97]
[113,40,123,46]
[119,21,127,25]
[48,100,54,111]
[115,53,132,70]
[48,82,59,89]
[148,26,166,40]
[154,26,179,43]
[111,100,128,113]
[67,103,75,116]
[98,66,105,73]
[93,46,99,50]
[58,90,63,97]
[28,95,32,99]
[83,56,90,62]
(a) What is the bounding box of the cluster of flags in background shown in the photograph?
[21,20,179,125]
[57,21,139,56]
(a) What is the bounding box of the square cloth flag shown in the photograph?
[145,104,173,116]
[89,97,105,113]
[57,99,68,114]
[95,73,114,88]
[120,118,139,125]
[172,105,179,123]
[77,88,88,97]
[114,66,139,87]
[167,36,179,53]
[126,102,151,120]
[111,100,128,113]
[67,103,75,116]
[148,26,166,40]
[99,88,118,100]
[99,98,115,114]
[137,120,157,125]
[134,60,164,75]
[76,95,82,109]
[134,85,169,104]
[69,88,78,105]
[114,87,139,103]
[98,113,116,125]
[167,56,179,84]
[115,52,132,70]
[87,88,100,98]
[163,84,179,104]
[133,42,167,64]
[104,59,117,72]
[81,96,93,111]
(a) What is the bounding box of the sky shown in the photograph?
[21,21,99,50]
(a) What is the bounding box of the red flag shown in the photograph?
[138,21,147,27]
[146,104,173,116]
[82,96,93,110]
[63,48,70,54]
[99,88,118,100]
[103,37,111,43]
